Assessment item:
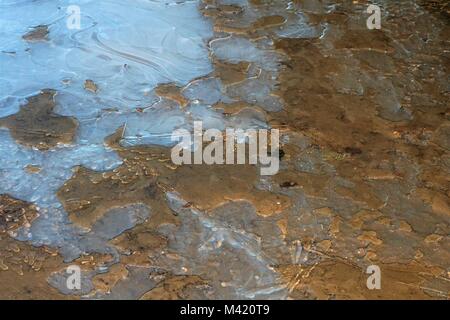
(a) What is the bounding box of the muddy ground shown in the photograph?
[0,0,449,299]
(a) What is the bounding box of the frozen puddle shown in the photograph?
[0,0,213,99]
[0,1,217,258]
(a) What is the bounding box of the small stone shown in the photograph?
[356,248,366,257]
[84,80,98,93]
[424,234,443,244]
[398,220,412,232]
[22,25,49,42]
[25,165,42,174]
[358,231,383,246]
[0,259,8,271]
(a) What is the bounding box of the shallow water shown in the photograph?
[0,0,449,299]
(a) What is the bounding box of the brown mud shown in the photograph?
[0,90,78,150]
[0,195,69,299]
